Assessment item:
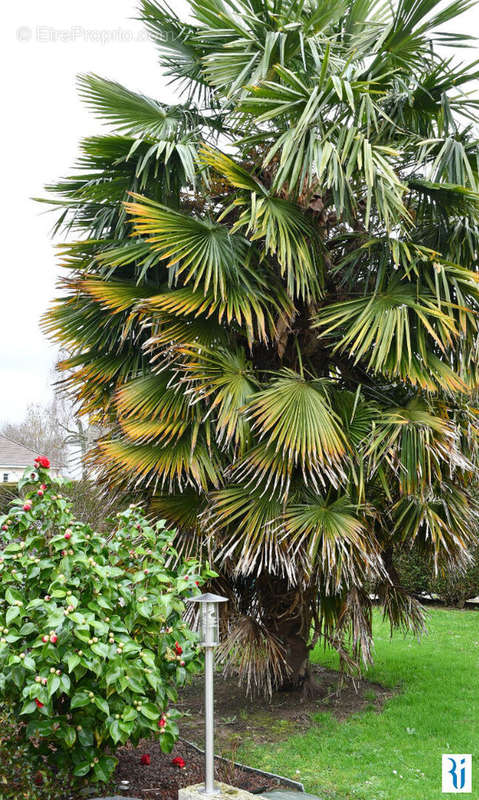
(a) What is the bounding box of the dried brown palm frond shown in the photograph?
[318,587,374,673]
[216,613,289,699]
[376,581,427,637]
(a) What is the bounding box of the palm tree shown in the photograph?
[43,0,479,695]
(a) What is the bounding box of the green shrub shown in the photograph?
[0,703,72,799]
[2,477,133,533]
[430,551,479,607]
[0,463,211,787]
[396,547,479,608]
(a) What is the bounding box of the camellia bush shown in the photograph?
[0,459,211,786]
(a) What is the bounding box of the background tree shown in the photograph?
[1,401,69,469]
[1,357,104,481]
[43,0,479,694]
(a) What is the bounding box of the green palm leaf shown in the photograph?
[314,280,463,383]
[282,493,379,591]
[173,346,258,449]
[245,369,347,484]
[126,195,248,299]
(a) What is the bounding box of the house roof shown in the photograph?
[0,434,56,468]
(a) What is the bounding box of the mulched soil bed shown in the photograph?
[114,739,288,800]
[176,663,396,750]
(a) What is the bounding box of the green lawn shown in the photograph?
[238,608,478,800]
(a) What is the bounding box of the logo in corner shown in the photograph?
[442,755,472,793]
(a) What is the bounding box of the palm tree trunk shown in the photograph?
[275,618,311,689]
[260,575,313,691]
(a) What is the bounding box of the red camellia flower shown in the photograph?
[174,642,183,656]
[171,757,186,769]
[140,754,151,766]
[158,717,166,728]
[34,698,44,708]
[34,456,50,469]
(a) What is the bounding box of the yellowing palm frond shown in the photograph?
[139,284,288,344]
[97,437,222,492]
[125,194,248,300]
[80,277,157,314]
[174,346,258,450]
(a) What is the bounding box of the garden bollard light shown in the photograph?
[188,592,228,796]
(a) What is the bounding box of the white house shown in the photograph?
[0,435,62,483]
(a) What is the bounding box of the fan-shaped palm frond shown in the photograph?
[173,346,258,449]
[245,370,347,486]
[392,482,479,571]
[78,74,203,139]
[205,484,288,577]
[282,493,380,591]
[125,195,250,298]
[314,280,469,388]
[366,400,470,495]
[96,435,222,492]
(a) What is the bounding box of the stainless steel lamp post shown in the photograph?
[188,593,228,796]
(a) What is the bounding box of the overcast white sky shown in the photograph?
[1,1,479,426]
[0,0,188,425]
